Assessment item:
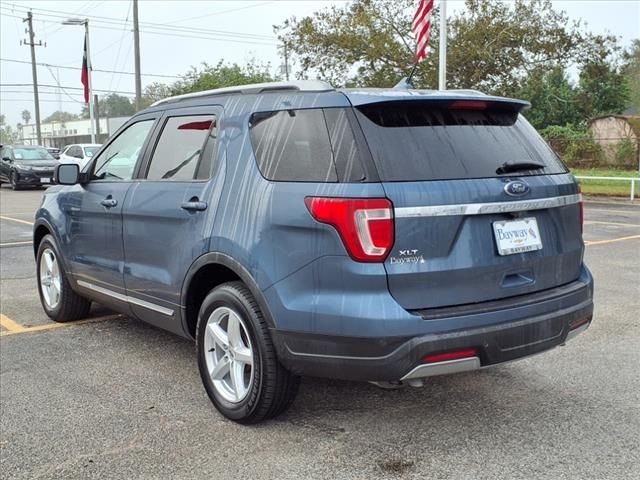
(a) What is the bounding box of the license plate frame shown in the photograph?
[492,217,542,256]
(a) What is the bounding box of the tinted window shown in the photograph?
[93,120,154,181]
[356,101,567,181]
[324,108,366,182]
[146,115,214,181]
[250,109,337,182]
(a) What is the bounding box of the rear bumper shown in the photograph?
[270,266,594,382]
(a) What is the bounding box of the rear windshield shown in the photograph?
[355,101,567,182]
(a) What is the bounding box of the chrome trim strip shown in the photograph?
[77,280,174,317]
[400,357,481,380]
[394,194,581,218]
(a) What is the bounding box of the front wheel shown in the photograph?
[196,281,300,424]
[36,234,91,322]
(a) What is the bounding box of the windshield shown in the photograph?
[12,148,55,161]
[355,101,567,181]
[84,146,100,157]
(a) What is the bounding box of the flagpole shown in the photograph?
[438,0,447,90]
[85,21,96,143]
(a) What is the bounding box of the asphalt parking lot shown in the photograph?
[1,186,639,480]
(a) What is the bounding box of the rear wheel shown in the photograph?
[36,234,91,322]
[196,281,299,424]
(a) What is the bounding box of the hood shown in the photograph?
[14,160,59,168]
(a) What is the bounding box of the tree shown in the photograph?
[171,60,275,95]
[82,94,135,118]
[574,36,630,119]
[141,82,174,108]
[517,67,581,129]
[21,110,31,125]
[276,0,590,93]
[0,115,19,144]
[43,111,78,123]
[622,39,640,113]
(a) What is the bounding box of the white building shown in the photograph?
[20,116,130,147]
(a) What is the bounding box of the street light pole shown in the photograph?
[62,18,95,143]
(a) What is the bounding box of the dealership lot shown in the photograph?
[1,186,639,480]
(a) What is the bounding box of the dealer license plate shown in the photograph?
[492,217,542,255]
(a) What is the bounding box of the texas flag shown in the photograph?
[81,36,89,103]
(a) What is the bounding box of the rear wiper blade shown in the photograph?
[496,160,545,175]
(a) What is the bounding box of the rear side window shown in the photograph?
[356,101,567,182]
[250,109,337,182]
[146,115,214,181]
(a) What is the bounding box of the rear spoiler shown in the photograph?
[343,90,530,112]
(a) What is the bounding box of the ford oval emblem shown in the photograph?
[504,180,530,196]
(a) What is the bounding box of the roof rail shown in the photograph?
[151,80,335,107]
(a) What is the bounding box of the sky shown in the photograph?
[1,0,638,127]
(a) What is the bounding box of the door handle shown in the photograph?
[100,196,118,208]
[181,200,208,211]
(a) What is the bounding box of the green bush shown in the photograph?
[540,124,602,167]
[615,138,637,168]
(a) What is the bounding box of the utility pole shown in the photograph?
[133,0,142,111]
[94,94,100,139]
[283,42,290,81]
[23,12,43,145]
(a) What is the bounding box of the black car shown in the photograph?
[0,145,59,189]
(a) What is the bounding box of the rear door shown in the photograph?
[122,106,223,334]
[353,98,583,310]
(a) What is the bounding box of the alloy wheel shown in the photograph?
[39,248,61,309]
[203,306,255,403]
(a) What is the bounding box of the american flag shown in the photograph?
[412,0,434,63]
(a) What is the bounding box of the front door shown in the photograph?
[64,117,158,303]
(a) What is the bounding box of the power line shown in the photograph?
[0,58,181,79]
[0,4,277,43]
[1,83,136,95]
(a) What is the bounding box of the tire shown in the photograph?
[36,234,91,322]
[196,281,300,424]
[10,171,21,190]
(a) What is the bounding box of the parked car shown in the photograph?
[46,147,61,159]
[0,145,59,189]
[34,81,594,424]
[59,143,101,169]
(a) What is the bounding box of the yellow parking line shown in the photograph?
[0,314,26,333]
[585,235,640,246]
[0,215,33,226]
[584,220,640,228]
[0,314,122,337]
[0,240,33,248]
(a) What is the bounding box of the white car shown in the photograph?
[59,144,102,169]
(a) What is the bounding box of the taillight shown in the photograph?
[305,197,394,262]
[449,100,488,110]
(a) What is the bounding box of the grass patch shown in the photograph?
[570,168,639,197]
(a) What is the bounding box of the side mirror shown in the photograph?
[2,157,12,163]
[55,163,80,185]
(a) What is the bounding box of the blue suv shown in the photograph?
[35,81,594,423]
